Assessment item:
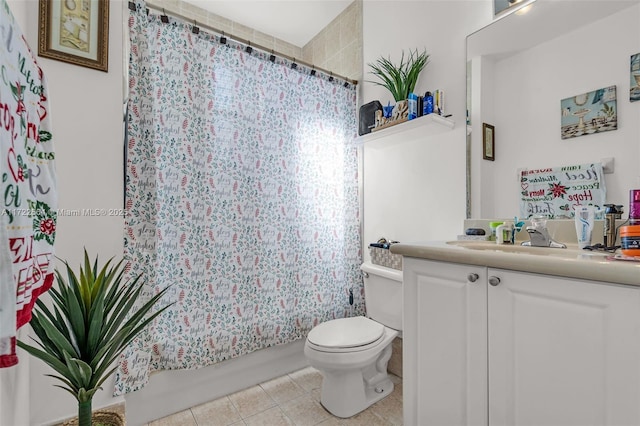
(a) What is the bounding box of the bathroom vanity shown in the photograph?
[392,241,640,426]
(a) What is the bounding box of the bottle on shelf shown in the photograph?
[408,93,418,120]
[423,91,433,115]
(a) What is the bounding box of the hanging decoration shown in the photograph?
[518,162,606,219]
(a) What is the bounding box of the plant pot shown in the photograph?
[62,412,124,426]
[60,404,126,426]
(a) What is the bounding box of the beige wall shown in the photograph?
[302,0,363,83]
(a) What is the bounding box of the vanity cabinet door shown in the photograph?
[488,268,640,426]
[403,257,488,426]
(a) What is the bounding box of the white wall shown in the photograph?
[479,5,640,218]
[361,1,490,251]
[20,0,127,424]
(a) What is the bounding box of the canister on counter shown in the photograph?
[620,225,640,256]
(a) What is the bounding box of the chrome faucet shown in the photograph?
[521,216,566,248]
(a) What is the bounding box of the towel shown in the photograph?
[0,0,57,368]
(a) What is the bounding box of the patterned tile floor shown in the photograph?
[147,366,403,426]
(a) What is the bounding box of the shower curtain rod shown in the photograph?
[136,2,358,86]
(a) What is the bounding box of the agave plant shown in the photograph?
[367,48,430,101]
[18,251,171,426]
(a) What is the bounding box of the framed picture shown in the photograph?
[560,85,617,139]
[483,123,495,161]
[631,53,640,102]
[38,0,109,72]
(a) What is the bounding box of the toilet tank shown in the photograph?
[361,262,403,331]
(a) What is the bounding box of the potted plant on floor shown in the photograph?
[18,251,171,426]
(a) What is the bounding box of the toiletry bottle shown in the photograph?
[489,221,503,242]
[504,220,514,244]
[417,96,424,117]
[575,205,594,249]
[603,204,622,247]
[424,92,433,115]
[496,221,514,245]
[630,189,640,225]
[437,89,445,115]
[408,93,418,120]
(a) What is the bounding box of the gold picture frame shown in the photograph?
[482,123,495,161]
[38,0,109,72]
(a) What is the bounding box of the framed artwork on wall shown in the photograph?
[38,0,109,72]
[483,123,495,161]
[631,53,640,102]
[560,85,617,140]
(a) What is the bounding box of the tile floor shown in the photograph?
[147,366,403,426]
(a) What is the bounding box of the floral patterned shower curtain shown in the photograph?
[114,2,362,394]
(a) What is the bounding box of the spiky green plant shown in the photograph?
[367,48,430,101]
[18,251,171,426]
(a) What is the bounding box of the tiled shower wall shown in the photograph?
[143,0,362,83]
[301,0,363,83]
[144,0,303,58]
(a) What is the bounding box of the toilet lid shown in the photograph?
[307,316,385,349]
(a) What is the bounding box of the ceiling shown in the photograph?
[183,1,353,47]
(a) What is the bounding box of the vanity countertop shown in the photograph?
[390,241,640,286]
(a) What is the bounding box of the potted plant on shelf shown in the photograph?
[18,251,171,426]
[367,49,429,126]
[367,48,430,121]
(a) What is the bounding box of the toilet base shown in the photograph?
[320,374,394,418]
[318,343,395,418]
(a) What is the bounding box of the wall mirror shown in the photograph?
[493,0,531,16]
[466,0,640,220]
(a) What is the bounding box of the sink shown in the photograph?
[445,240,589,256]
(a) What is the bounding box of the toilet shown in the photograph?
[304,261,402,418]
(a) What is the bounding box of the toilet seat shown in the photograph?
[307,316,385,353]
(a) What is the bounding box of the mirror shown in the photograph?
[493,0,531,17]
[466,0,640,219]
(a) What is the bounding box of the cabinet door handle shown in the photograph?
[467,273,479,283]
[488,276,501,286]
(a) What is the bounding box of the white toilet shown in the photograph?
[304,261,402,418]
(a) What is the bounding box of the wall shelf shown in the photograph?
[354,114,455,148]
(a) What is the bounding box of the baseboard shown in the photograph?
[125,340,308,425]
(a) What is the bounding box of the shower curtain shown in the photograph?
[115,2,362,394]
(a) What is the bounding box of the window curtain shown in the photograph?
[115,2,362,395]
